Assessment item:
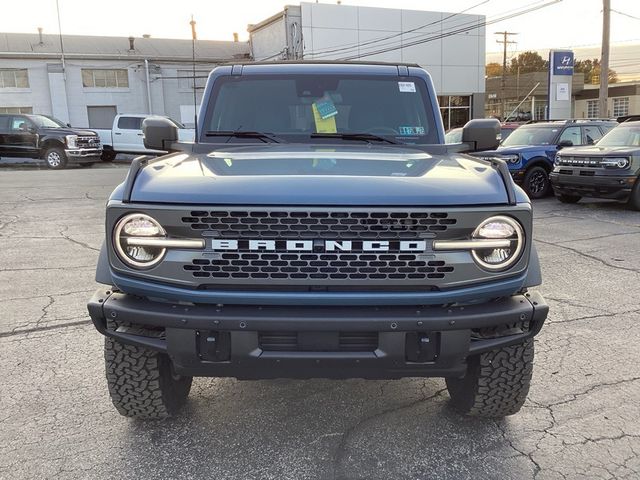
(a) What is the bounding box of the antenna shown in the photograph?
[190,15,198,143]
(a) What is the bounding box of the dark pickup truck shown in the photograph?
[0,113,102,168]
[87,62,548,419]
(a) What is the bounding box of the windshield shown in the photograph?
[596,125,640,147]
[203,74,439,144]
[30,115,67,128]
[501,126,560,147]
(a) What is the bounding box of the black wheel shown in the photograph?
[628,178,640,211]
[44,147,68,169]
[523,166,550,199]
[557,193,581,204]
[105,330,192,419]
[446,339,534,417]
[101,150,117,162]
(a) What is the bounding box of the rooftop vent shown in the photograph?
[128,36,135,51]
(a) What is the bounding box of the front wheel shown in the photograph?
[44,147,68,169]
[628,178,640,211]
[446,339,534,417]
[523,166,550,199]
[105,333,192,419]
[101,150,117,162]
[557,193,581,204]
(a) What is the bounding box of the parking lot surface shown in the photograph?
[1,166,639,480]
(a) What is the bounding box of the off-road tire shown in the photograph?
[523,166,550,199]
[44,146,68,169]
[557,193,581,204]
[105,332,192,419]
[446,339,534,417]
[628,178,640,211]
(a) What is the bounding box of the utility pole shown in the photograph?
[495,31,518,120]
[598,0,610,118]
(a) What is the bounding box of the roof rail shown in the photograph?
[524,118,616,124]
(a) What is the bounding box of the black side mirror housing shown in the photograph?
[557,139,573,148]
[461,119,501,152]
[66,123,72,128]
[142,116,178,151]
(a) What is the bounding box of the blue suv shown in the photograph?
[476,120,617,198]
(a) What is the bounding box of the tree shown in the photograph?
[574,58,618,84]
[508,51,549,74]
[486,62,502,77]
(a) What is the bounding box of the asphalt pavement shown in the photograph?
[0,165,639,480]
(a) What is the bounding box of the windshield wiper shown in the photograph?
[204,131,285,143]
[310,132,399,145]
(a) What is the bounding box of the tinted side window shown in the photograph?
[558,126,582,145]
[117,116,143,130]
[0,115,10,130]
[583,126,603,144]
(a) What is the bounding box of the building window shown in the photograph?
[0,106,32,114]
[613,97,629,118]
[438,95,471,130]
[177,70,207,91]
[0,69,29,88]
[81,69,129,88]
[586,100,599,119]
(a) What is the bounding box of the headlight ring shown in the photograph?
[471,215,525,271]
[113,213,167,269]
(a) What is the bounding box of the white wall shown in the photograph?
[299,2,485,96]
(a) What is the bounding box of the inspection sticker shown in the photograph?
[398,81,416,92]
[399,126,425,136]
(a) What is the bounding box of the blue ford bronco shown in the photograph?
[476,119,617,199]
[87,62,548,419]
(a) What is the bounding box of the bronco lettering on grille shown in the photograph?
[211,239,427,252]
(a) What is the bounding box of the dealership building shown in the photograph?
[0,33,248,128]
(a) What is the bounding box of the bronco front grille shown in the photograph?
[181,210,457,239]
[183,252,454,281]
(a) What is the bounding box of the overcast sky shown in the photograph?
[1,0,639,59]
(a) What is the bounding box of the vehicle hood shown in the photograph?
[558,145,640,156]
[480,144,553,156]
[40,127,98,136]
[128,145,514,206]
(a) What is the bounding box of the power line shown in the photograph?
[611,8,640,21]
[337,0,562,60]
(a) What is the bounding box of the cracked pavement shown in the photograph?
[1,167,639,479]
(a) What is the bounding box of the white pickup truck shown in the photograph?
[94,114,194,161]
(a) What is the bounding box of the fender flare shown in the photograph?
[524,242,542,287]
[95,241,114,285]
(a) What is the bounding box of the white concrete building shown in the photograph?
[249,2,486,129]
[0,33,249,128]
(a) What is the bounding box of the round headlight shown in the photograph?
[113,213,166,268]
[471,216,524,271]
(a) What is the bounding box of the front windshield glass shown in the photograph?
[596,125,640,147]
[203,74,439,144]
[30,115,66,128]
[501,126,560,147]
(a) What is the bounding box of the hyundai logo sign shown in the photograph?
[552,51,574,75]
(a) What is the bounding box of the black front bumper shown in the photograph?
[550,171,637,200]
[88,289,548,379]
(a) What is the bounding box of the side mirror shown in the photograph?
[66,123,72,128]
[557,139,573,148]
[461,119,500,152]
[142,116,178,151]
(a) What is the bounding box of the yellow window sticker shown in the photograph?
[312,103,337,133]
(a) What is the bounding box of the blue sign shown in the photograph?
[552,51,574,76]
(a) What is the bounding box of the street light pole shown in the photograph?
[598,0,610,118]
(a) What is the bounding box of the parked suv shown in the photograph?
[88,62,548,420]
[0,114,102,168]
[550,120,640,209]
[475,119,617,198]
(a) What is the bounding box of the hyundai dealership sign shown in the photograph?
[552,51,574,76]
[547,49,574,119]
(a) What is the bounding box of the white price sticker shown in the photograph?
[398,82,416,93]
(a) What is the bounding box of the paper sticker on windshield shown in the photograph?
[314,97,338,120]
[398,82,416,93]
[399,126,425,136]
